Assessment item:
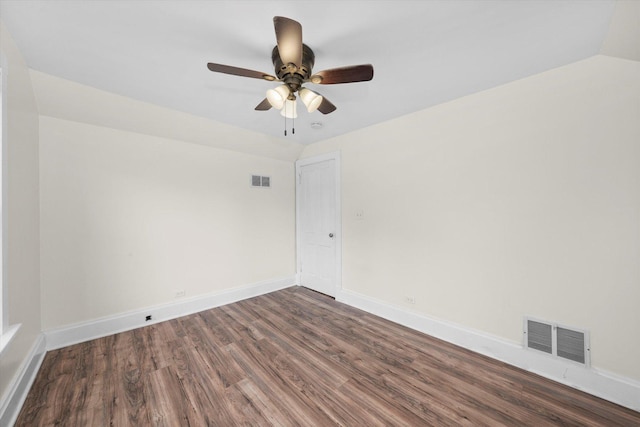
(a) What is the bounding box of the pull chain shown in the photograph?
[282,99,295,136]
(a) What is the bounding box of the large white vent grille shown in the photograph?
[524,317,590,367]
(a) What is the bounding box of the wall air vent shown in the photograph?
[524,317,590,367]
[557,327,586,364]
[251,175,271,188]
[526,319,553,354]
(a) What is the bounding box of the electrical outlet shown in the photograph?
[355,209,364,220]
[405,296,416,305]
[175,290,186,298]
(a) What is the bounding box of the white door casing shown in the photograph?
[296,152,341,297]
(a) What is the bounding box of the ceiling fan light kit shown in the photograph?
[206,16,374,135]
[281,99,298,119]
[266,84,290,110]
[298,88,323,113]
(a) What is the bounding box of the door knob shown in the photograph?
[329,233,334,238]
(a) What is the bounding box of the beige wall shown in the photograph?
[600,0,640,62]
[0,22,41,400]
[40,116,295,329]
[30,70,304,163]
[301,55,640,381]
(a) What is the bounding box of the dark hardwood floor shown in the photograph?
[17,286,640,426]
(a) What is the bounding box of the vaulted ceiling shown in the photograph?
[0,0,634,145]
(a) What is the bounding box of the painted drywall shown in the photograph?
[40,116,295,329]
[300,55,640,382]
[600,0,640,62]
[29,70,304,162]
[0,21,41,402]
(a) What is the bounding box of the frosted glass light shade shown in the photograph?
[280,99,298,118]
[266,85,289,110]
[299,88,323,113]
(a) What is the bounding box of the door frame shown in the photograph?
[295,151,342,296]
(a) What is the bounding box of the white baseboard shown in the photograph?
[45,276,296,351]
[0,333,46,427]
[336,288,640,412]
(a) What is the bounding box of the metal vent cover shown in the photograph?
[251,175,271,188]
[526,319,553,354]
[524,317,590,367]
[557,327,586,364]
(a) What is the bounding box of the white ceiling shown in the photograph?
[0,0,617,144]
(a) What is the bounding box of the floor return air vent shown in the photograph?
[524,317,590,367]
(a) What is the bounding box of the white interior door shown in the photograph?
[296,153,340,297]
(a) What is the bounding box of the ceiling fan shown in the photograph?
[207,16,374,120]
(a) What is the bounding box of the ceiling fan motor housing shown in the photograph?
[272,44,315,93]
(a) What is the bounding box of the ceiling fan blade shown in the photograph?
[254,98,272,111]
[311,64,374,85]
[318,97,336,114]
[207,63,276,81]
[273,16,303,67]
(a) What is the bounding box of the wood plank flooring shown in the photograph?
[17,286,640,426]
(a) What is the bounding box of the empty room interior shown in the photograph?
[1,0,639,425]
